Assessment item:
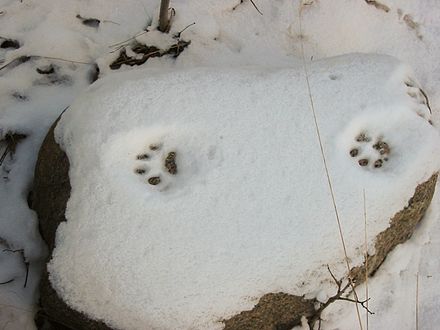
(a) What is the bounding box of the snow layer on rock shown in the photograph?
[1,0,440,329]
[48,54,440,330]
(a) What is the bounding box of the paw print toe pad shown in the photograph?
[349,131,390,171]
[133,142,178,188]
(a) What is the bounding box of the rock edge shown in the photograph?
[32,118,438,330]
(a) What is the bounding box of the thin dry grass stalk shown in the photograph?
[298,4,363,329]
[416,272,419,330]
[363,189,369,330]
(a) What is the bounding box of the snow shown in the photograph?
[319,197,440,330]
[0,0,440,329]
[46,55,440,329]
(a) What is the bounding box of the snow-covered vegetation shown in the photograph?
[1,0,440,329]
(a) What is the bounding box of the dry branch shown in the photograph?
[2,247,30,287]
[109,40,190,70]
[308,265,374,328]
[233,0,263,15]
[0,133,26,166]
[159,0,171,32]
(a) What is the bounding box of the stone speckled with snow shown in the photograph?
[44,54,439,329]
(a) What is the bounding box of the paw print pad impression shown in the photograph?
[133,143,178,189]
[349,132,390,170]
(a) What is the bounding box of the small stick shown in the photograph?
[174,22,196,38]
[102,19,120,26]
[0,278,14,285]
[338,297,374,315]
[158,0,171,32]
[419,88,432,114]
[23,262,29,288]
[0,56,30,71]
[233,0,263,15]
[2,248,29,288]
[0,145,9,166]
[249,0,263,15]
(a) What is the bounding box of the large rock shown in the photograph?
[32,121,437,329]
[32,55,440,329]
[33,118,112,330]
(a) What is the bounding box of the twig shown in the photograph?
[158,0,171,32]
[2,247,29,288]
[249,0,263,15]
[338,297,374,315]
[233,0,263,15]
[23,262,29,288]
[419,88,432,114]
[298,5,363,329]
[174,22,195,39]
[0,279,14,285]
[327,264,343,288]
[0,56,30,71]
[109,44,127,54]
[0,145,9,166]
[0,133,26,166]
[309,265,374,327]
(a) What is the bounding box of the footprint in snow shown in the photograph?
[349,132,390,170]
[134,142,177,189]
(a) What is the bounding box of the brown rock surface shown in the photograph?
[32,118,112,330]
[32,117,438,330]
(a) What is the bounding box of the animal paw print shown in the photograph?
[404,78,432,124]
[133,142,178,189]
[349,132,390,170]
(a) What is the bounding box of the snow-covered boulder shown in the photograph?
[33,54,440,329]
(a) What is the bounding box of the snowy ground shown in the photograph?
[0,0,440,329]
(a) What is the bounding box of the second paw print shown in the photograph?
[349,132,390,170]
[133,142,178,189]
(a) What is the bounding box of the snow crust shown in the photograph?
[48,54,440,329]
[2,0,440,329]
